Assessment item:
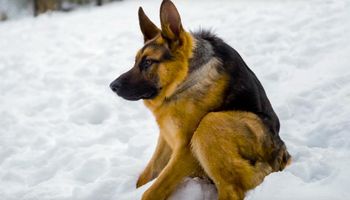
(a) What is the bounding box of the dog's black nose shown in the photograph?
[110,80,121,93]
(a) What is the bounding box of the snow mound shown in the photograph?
[0,0,349,199]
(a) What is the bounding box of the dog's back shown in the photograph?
[191,30,290,171]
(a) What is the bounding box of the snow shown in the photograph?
[0,0,349,199]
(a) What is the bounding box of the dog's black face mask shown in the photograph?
[110,67,158,101]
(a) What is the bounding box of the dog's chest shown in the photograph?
[160,115,179,146]
[157,103,204,148]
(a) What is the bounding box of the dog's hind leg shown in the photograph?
[191,111,273,200]
[137,135,172,188]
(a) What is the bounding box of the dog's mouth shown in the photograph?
[110,83,159,101]
[109,70,160,101]
[140,90,158,99]
[119,90,158,101]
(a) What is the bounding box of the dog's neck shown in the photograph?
[188,37,215,72]
[170,37,219,99]
[171,57,222,99]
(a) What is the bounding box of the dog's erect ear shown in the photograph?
[138,7,160,43]
[160,0,184,42]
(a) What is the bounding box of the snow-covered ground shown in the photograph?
[0,0,349,199]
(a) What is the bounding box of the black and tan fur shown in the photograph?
[110,1,291,199]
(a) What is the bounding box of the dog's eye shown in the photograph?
[140,59,157,70]
[144,59,153,67]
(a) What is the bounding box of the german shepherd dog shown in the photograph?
[110,1,291,199]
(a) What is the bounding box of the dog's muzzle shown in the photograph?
[109,78,122,94]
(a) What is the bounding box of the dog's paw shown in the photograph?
[136,168,153,188]
[141,188,165,200]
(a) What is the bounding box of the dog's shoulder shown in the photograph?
[192,30,280,137]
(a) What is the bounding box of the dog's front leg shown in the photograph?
[137,135,172,188]
[141,147,199,200]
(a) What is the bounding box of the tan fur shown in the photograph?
[139,35,233,200]
[130,1,289,200]
[143,32,194,110]
[136,136,172,188]
[191,112,274,200]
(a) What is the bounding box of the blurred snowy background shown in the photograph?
[0,0,349,199]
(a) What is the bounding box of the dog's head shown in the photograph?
[110,0,193,103]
